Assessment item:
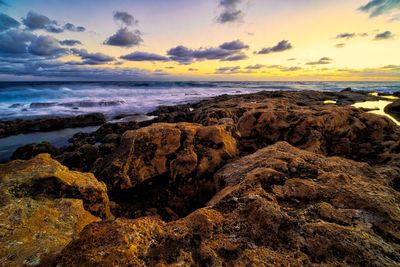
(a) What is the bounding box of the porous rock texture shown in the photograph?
[57,142,400,266]
[94,122,238,190]
[93,122,238,219]
[0,154,111,266]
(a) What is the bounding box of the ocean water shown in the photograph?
[0,81,399,121]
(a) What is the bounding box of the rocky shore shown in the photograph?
[1,90,399,266]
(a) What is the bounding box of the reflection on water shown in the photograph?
[352,100,399,126]
[0,126,99,162]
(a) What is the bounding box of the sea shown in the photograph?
[0,81,399,121]
[0,81,399,162]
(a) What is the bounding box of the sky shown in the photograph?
[0,0,399,81]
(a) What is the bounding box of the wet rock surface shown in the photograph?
[57,142,400,266]
[385,99,400,121]
[0,113,106,138]
[11,141,60,160]
[0,154,111,266]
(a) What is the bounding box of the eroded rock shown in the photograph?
[0,154,112,266]
[57,142,400,266]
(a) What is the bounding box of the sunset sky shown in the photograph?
[0,0,399,81]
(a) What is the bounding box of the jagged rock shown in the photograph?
[57,142,400,266]
[93,122,238,191]
[11,141,60,160]
[236,103,399,162]
[56,144,99,172]
[385,99,400,122]
[0,154,112,266]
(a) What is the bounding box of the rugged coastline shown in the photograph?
[1,90,400,266]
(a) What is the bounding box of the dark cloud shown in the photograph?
[374,30,394,40]
[63,23,85,32]
[188,68,198,71]
[59,39,82,46]
[256,40,293,54]
[22,11,85,33]
[217,0,244,23]
[0,12,20,32]
[359,0,400,21]
[306,57,333,65]
[114,11,138,27]
[245,64,265,70]
[105,11,142,48]
[215,66,241,74]
[28,35,68,57]
[336,43,346,48]
[167,45,194,64]
[167,40,248,64]
[336,33,356,39]
[224,52,248,61]
[22,11,53,30]
[72,48,114,65]
[219,40,249,50]
[0,29,36,54]
[104,27,143,47]
[281,66,302,72]
[120,51,169,61]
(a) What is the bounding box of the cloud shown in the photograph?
[188,68,198,71]
[336,33,356,39]
[167,40,249,64]
[71,48,114,65]
[28,35,68,57]
[0,12,20,32]
[335,43,346,48]
[359,0,400,21]
[120,51,169,61]
[219,40,249,50]
[63,23,85,32]
[215,66,241,74]
[383,64,400,70]
[0,0,8,6]
[256,40,293,54]
[245,64,265,70]
[306,57,333,65]
[105,11,143,48]
[0,29,36,54]
[22,11,86,33]
[114,11,138,27]
[224,52,248,61]
[0,58,160,80]
[104,27,143,47]
[374,30,394,39]
[167,45,194,64]
[59,39,82,46]
[217,0,244,24]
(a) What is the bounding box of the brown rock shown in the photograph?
[0,153,111,219]
[11,141,60,160]
[385,99,400,122]
[0,154,112,266]
[94,122,238,191]
[57,142,400,266]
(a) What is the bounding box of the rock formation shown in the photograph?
[0,154,111,266]
[56,142,400,266]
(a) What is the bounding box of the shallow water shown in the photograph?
[0,126,99,162]
[352,100,400,126]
